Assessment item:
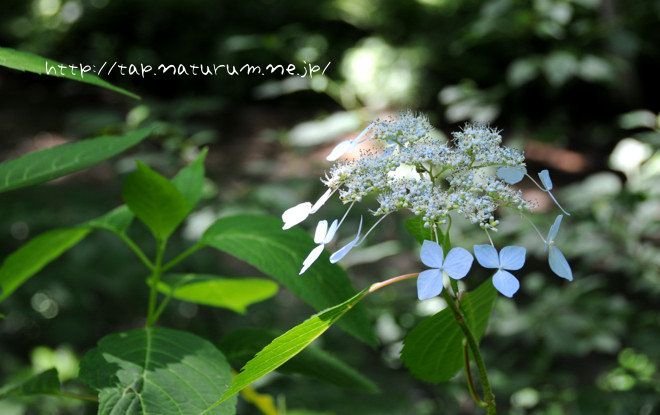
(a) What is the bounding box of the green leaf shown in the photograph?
[157,273,278,313]
[0,128,151,194]
[204,289,369,411]
[0,369,60,399]
[400,280,497,383]
[201,214,377,347]
[171,148,208,212]
[218,328,379,393]
[85,205,135,236]
[122,162,190,241]
[404,217,436,245]
[0,227,91,303]
[0,47,139,99]
[79,327,236,415]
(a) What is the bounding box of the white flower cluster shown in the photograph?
[323,112,528,229]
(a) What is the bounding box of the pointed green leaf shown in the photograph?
[405,217,437,245]
[85,205,135,236]
[400,280,497,383]
[0,47,139,99]
[122,162,190,241]
[204,289,369,411]
[0,369,60,399]
[79,327,236,415]
[157,273,278,313]
[0,128,151,194]
[0,227,91,303]
[171,148,208,212]
[201,214,377,347]
[218,328,378,392]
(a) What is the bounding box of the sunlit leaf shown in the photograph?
[0,47,139,99]
[0,228,91,303]
[171,148,208,212]
[79,327,236,415]
[203,289,369,411]
[218,328,378,392]
[0,128,151,194]
[157,274,278,313]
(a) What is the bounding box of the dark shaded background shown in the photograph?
[1,0,659,414]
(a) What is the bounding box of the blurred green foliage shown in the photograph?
[1,0,659,414]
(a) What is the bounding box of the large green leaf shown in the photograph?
[0,128,151,194]
[0,47,139,99]
[201,214,377,347]
[400,280,497,383]
[218,328,378,392]
[0,369,60,399]
[171,148,208,212]
[157,273,278,313]
[122,162,190,241]
[203,289,369,412]
[79,327,236,415]
[0,227,91,303]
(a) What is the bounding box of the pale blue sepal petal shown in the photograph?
[474,244,500,269]
[420,240,444,268]
[443,247,474,280]
[355,121,375,143]
[323,219,339,244]
[326,140,354,161]
[499,246,526,271]
[314,220,328,244]
[497,166,526,184]
[417,269,444,300]
[329,239,358,263]
[492,269,520,298]
[329,217,363,263]
[310,188,333,214]
[282,202,312,230]
[299,244,325,275]
[539,169,553,190]
[549,245,573,281]
[545,214,563,251]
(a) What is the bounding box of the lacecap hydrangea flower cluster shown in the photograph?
[283,111,573,298]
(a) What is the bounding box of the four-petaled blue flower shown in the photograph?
[299,219,339,275]
[473,245,526,298]
[497,166,526,184]
[546,214,573,281]
[417,240,474,300]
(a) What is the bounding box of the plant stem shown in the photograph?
[463,341,487,407]
[117,233,154,270]
[368,273,419,293]
[145,239,166,327]
[441,290,496,414]
[161,241,204,272]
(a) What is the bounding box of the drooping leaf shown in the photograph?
[122,162,190,241]
[204,289,369,411]
[401,280,497,383]
[0,47,139,99]
[0,128,151,194]
[218,328,378,392]
[201,215,376,347]
[84,205,135,236]
[157,273,278,313]
[404,217,436,245]
[171,148,208,212]
[0,368,60,399]
[0,227,91,303]
[79,327,236,415]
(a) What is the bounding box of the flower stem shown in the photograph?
[464,341,487,408]
[368,273,419,293]
[440,289,496,414]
